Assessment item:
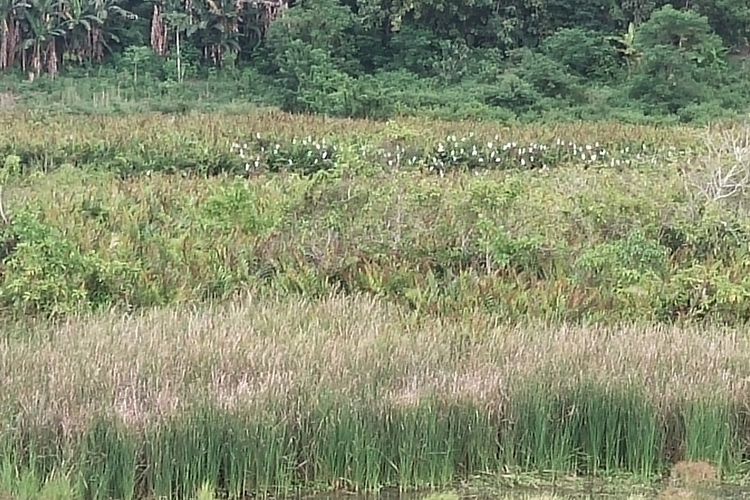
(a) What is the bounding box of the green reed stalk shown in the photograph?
[0,386,747,496]
[622,392,663,478]
[682,399,738,473]
[76,419,137,500]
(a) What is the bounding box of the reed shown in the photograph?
[1,295,749,498]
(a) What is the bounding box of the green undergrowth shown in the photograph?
[0,113,746,325]
[1,149,750,323]
[0,387,747,499]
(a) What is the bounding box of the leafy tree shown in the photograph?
[432,38,471,83]
[636,4,725,58]
[543,0,622,33]
[383,25,440,76]
[264,0,359,74]
[541,27,621,80]
[687,0,750,49]
[510,48,583,101]
[620,0,658,26]
[629,5,727,113]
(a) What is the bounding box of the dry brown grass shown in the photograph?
[1,293,749,435]
[0,92,16,111]
[658,487,699,500]
[659,461,723,500]
[0,108,707,149]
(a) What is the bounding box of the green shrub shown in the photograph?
[574,231,669,289]
[658,264,750,322]
[510,49,584,102]
[481,73,541,113]
[0,212,140,317]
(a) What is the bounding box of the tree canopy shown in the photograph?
[1,0,749,121]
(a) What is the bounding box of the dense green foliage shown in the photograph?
[1,113,750,324]
[1,0,750,122]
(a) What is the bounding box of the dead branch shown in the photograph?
[686,123,750,206]
[0,185,9,226]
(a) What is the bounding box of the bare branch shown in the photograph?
[685,123,750,210]
[0,185,9,226]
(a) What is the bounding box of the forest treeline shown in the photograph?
[1,0,750,121]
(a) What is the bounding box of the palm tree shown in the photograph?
[193,0,242,66]
[151,0,191,59]
[59,0,135,64]
[0,0,28,70]
[608,21,641,75]
[21,0,66,77]
[87,0,136,62]
[162,8,194,81]
[58,0,97,63]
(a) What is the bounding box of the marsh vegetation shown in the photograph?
[0,111,748,498]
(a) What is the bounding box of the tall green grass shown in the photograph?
[499,384,667,477]
[1,297,749,497]
[0,388,744,499]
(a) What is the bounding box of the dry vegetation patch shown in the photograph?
[2,294,749,434]
[0,93,16,111]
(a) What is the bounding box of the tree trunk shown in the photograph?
[0,18,8,70]
[32,43,42,78]
[7,19,18,68]
[258,0,288,34]
[150,4,168,56]
[46,39,58,77]
[91,27,105,63]
[175,27,181,82]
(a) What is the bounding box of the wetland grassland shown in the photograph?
[0,112,749,499]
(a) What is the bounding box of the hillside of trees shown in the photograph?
[1,0,750,122]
